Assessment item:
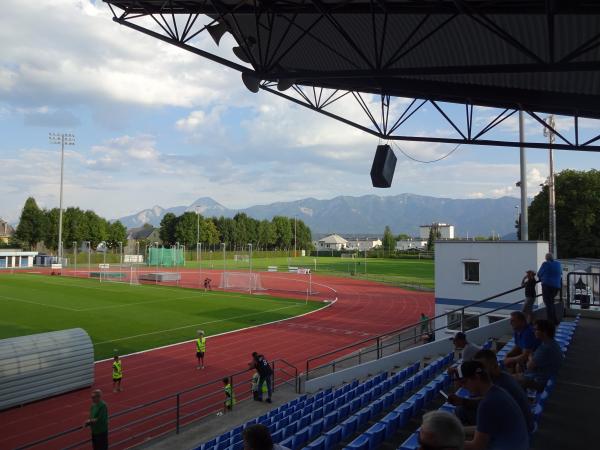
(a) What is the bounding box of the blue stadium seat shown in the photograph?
[324,425,343,448]
[404,378,414,391]
[302,404,314,416]
[232,425,243,436]
[217,441,229,450]
[311,407,324,421]
[380,410,400,439]
[280,436,294,449]
[306,396,315,405]
[439,403,456,414]
[338,403,351,420]
[291,411,302,422]
[335,396,346,409]
[340,415,358,439]
[218,432,231,442]
[350,398,362,414]
[373,384,382,398]
[271,429,283,443]
[356,384,365,395]
[308,419,324,440]
[396,402,413,427]
[370,398,383,417]
[398,431,419,450]
[284,422,298,439]
[360,391,372,408]
[292,427,309,450]
[355,408,371,428]
[324,402,335,415]
[230,441,243,450]
[314,398,324,409]
[278,416,290,429]
[323,410,338,430]
[382,392,395,410]
[365,422,386,450]
[324,393,333,403]
[345,433,370,450]
[267,423,277,434]
[201,438,216,450]
[392,385,405,403]
[299,415,311,429]
[305,435,326,450]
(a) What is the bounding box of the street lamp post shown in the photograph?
[119,242,123,266]
[222,243,226,288]
[294,216,297,258]
[543,115,558,257]
[195,207,201,260]
[73,241,77,276]
[49,133,75,262]
[248,243,253,294]
[84,241,91,276]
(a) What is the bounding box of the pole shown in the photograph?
[86,242,90,277]
[545,115,557,256]
[73,241,77,276]
[196,209,200,258]
[119,242,123,266]
[294,216,297,258]
[222,242,226,287]
[58,136,65,261]
[519,110,529,240]
[248,243,253,295]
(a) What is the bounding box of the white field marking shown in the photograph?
[93,303,311,346]
[0,294,79,311]
[95,297,338,363]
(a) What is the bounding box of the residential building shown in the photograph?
[0,219,14,244]
[396,239,428,251]
[346,238,382,251]
[316,234,348,251]
[419,223,455,240]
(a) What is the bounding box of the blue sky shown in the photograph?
[0,0,598,224]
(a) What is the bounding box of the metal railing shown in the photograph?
[305,284,530,380]
[567,271,600,309]
[17,359,298,450]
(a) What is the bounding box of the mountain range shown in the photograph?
[116,194,523,237]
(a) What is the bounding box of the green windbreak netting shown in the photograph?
[147,247,184,267]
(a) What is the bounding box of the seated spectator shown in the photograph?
[419,410,465,450]
[453,332,481,362]
[474,349,534,434]
[457,361,529,450]
[243,424,290,450]
[503,311,540,372]
[516,319,564,392]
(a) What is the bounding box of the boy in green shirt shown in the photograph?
[85,389,108,450]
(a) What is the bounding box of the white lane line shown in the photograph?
[94,304,305,345]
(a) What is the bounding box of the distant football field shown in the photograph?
[0,274,323,360]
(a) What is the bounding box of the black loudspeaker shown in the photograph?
[370,144,397,188]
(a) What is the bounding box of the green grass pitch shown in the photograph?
[0,274,323,360]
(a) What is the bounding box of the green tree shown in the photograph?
[106,221,127,249]
[43,208,60,250]
[159,213,178,245]
[174,212,197,246]
[295,219,313,251]
[203,219,220,247]
[426,223,441,251]
[233,213,251,247]
[257,220,276,250]
[529,169,600,258]
[382,225,396,255]
[396,233,411,240]
[15,197,45,249]
[272,216,292,249]
[85,210,108,249]
[63,207,88,246]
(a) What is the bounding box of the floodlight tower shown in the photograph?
[543,115,557,257]
[49,133,75,261]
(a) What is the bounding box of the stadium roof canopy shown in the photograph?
[104,0,600,151]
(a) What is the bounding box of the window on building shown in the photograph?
[487,315,507,324]
[463,261,480,283]
[446,311,479,332]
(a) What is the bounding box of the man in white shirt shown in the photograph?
[454,332,481,362]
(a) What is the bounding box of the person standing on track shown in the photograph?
[252,352,273,403]
[196,330,206,369]
[85,389,108,450]
[112,354,123,392]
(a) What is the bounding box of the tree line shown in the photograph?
[14,197,127,250]
[158,211,312,251]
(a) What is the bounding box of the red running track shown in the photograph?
[0,271,433,450]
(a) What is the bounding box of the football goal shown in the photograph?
[219,272,265,292]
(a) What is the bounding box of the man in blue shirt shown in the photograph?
[459,361,529,450]
[537,252,562,324]
[517,319,564,391]
[504,311,540,372]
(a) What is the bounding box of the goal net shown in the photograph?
[219,272,265,292]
